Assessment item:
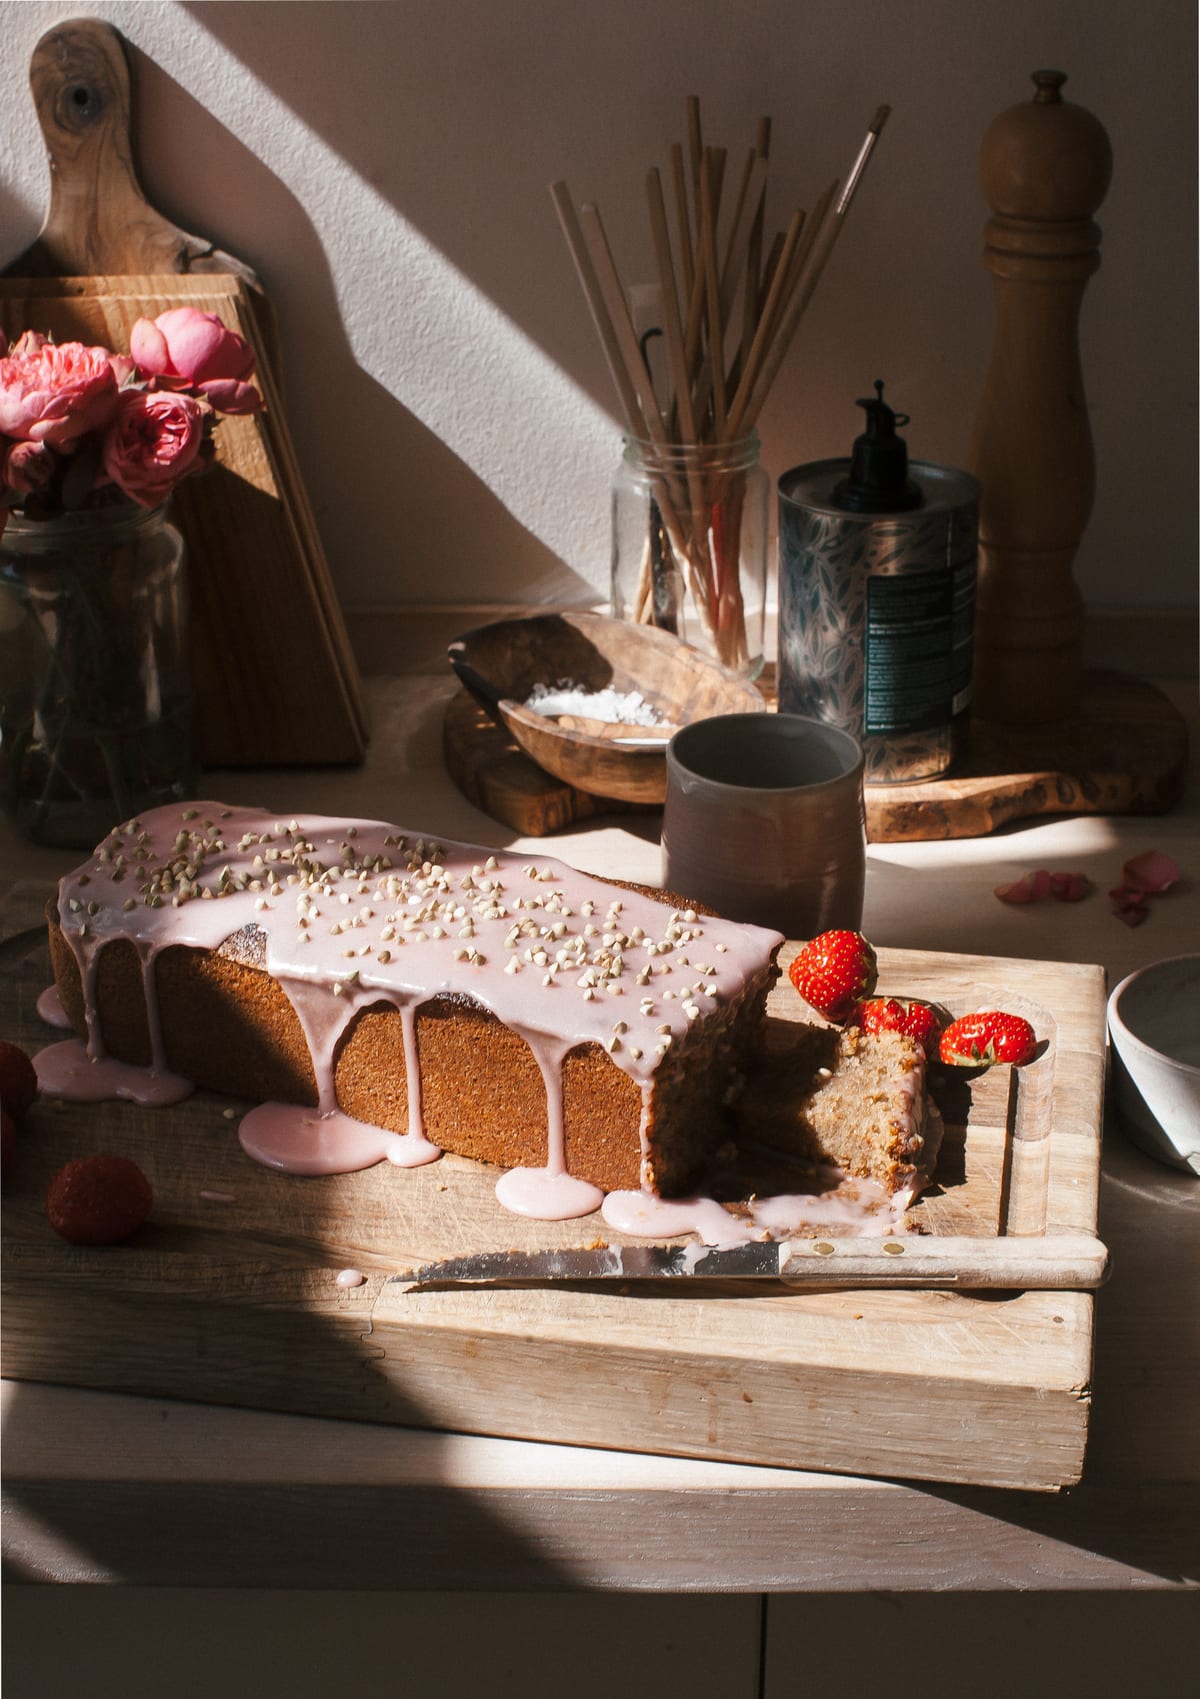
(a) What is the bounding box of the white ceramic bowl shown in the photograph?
[1107,955,1200,1175]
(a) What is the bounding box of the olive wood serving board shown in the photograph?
[0,905,1107,1491]
[443,667,1187,841]
[1,19,366,767]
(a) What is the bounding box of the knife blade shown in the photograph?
[400,1232,1109,1291]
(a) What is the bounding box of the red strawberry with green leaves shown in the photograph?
[788,929,878,1023]
[0,1038,38,1117]
[46,1154,153,1245]
[939,1010,1037,1069]
[851,995,942,1060]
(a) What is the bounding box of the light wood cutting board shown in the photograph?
[1,19,367,768]
[0,902,1107,1492]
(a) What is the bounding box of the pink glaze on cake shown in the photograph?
[41,802,782,1229]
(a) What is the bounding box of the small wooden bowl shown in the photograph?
[447,611,765,804]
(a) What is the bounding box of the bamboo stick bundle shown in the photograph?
[553,98,889,672]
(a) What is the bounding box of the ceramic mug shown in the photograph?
[662,713,865,940]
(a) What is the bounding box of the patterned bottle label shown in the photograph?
[864,559,976,735]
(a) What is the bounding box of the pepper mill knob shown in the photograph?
[967,71,1113,723]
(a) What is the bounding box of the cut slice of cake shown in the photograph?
[736,1020,943,1199]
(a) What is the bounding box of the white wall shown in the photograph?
[1,0,1195,617]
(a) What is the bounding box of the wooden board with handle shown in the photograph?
[0,902,1107,1492]
[2,19,367,767]
[444,666,1188,841]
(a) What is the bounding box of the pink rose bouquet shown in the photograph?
[0,310,263,532]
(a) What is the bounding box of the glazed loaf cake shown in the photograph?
[47,803,784,1199]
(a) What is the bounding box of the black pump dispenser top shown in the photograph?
[832,380,923,512]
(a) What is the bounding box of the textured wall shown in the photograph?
[1,0,1195,615]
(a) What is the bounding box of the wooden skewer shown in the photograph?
[699,155,727,438]
[580,199,717,637]
[549,180,646,438]
[686,95,704,213]
[669,142,694,302]
[725,205,808,439]
[578,201,667,448]
[735,107,891,434]
[719,152,769,325]
[645,168,697,445]
[726,176,836,439]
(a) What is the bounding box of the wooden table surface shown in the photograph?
[2,622,1197,1593]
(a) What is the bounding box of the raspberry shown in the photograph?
[46,1154,153,1245]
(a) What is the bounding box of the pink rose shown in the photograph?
[1,437,55,495]
[0,338,119,448]
[101,388,205,507]
[130,307,262,413]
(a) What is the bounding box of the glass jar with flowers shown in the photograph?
[0,310,262,847]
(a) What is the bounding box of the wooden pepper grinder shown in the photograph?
[967,69,1112,724]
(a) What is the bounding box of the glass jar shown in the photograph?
[611,433,769,678]
[0,500,196,848]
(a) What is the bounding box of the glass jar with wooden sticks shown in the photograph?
[554,96,889,678]
[611,431,768,676]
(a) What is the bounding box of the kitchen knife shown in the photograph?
[401,1232,1109,1291]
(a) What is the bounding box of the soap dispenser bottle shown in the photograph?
[777,383,980,784]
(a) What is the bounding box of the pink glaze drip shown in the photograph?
[238,1101,429,1176]
[36,983,72,1028]
[749,1178,915,1238]
[603,1171,917,1247]
[399,1002,425,1138]
[35,1036,192,1107]
[602,1191,761,1247]
[495,1164,604,1220]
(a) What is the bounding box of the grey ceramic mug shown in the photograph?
[662,713,865,939]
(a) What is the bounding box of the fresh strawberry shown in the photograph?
[939,1010,1037,1069]
[46,1154,153,1245]
[851,995,942,1060]
[0,1039,38,1117]
[788,929,878,1023]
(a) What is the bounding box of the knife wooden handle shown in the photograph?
[778,1232,1109,1289]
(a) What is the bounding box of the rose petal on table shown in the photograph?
[994,873,1041,904]
[994,869,1052,903]
[1121,849,1180,894]
[1049,871,1090,902]
[995,867,1089,904]
[1109,884,1149,925]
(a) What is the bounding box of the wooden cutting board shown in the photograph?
[0,902,1106,1491]
[444,666,1188,841]
[2,19,367,768]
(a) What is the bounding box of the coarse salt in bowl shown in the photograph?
[1106,954,1200,1176]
